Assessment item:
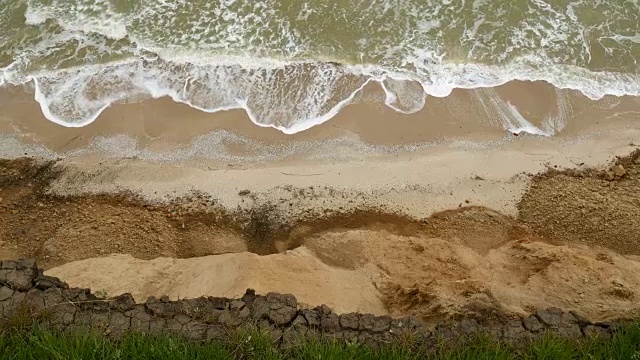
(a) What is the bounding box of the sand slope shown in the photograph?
[46,248,386,315]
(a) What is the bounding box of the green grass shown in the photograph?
[1,323,640,360]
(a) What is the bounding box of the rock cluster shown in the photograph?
[0,259,622,347]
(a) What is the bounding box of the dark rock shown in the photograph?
[0,286,13,301]
[301,309,320,327]
[23,288,46,311]
[35,275,68,290]
[321,313,340,333]
[570,311,591,327]
[148,318,166,334]
[175,314,192,326]
[455,319,479,335]
[241,289,256,305]
[107,312,130,337]
[535,309,562,327]
[145,297,176,317]
[292,314,308,329]
[5,269,36,291]
[230,300,245,310]
[209,297,229,310]
[558,324,583,338]
[17,259,37,271]
[266,292,297,309]
[0,260,17,270]
[184,320,207,340]
[129,306,152,332]
[502,320,527,341]
[523,316,544,332]
[372,316,391,333]
[160,295,170,303]
[359,314,375,331]
[238,307,250,319]
[218,310,243,327]
[112,293,136,311]
[251,296,269,319]
[583,325,610,339]
[339,313,359,330]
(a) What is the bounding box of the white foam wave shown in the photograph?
[2,53,638,135]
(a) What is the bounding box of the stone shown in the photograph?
[569,311,591,327]
[291,314,308,329]
[612,165,626,177]
[0,286,13,301]
[339,313,359,330]
[35,275,68,290]
[266,292,297,309]
[605,171,615,181]
[148,318,166,334]
[301,309,320,327]
[535,309,562,327]
[129,306,152,332]
[320,313,340,333]
[5,269,35,291]
[208,297,229,310]
[359,314,376,331]
[455,319,479,335]
[230,299,245,310]
[184,320,207,340]
[1,260,17,270]
[238,307,250,319]
[16,259,37,270]
[558,324,583,338]
[251,296,269,319]
[523,316,544,332]
[112,293,136,311]
[268,305,297,326]
[502,320,527,341]
[145,298,176,317]
[583,325,610,339]
[372,316,391,333]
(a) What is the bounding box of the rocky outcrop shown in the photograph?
[0,259,623,347]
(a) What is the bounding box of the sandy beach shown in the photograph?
[1,80,640,324]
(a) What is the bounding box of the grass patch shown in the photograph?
[1,324,640,359]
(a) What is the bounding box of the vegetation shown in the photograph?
[1,322,640,360]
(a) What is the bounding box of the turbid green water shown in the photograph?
[1,0,638,132]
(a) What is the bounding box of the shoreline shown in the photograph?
[0,78,640,323]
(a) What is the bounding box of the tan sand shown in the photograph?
[46,249,386,316]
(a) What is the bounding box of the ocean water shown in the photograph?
[1,0,638,133]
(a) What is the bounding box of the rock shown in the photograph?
[569,311,591,327]
[321,313,340,333]
[112,293,136,311]
[0,260,17,270]
[0,286,14,301]
[535,309,562,327]
[5,269,36,291]
[634,157,640,165]
[301,309,320,327]
[17,259,37,270]
[605,171,615,181]
[339,313,359,330]
[583,325,610,339]
[35,275,69,290]
[612,164,626,178]
[359,314,376,331]
[502,320,527,341]
[230,300,245,310]
[372,316,392,333]
[455,319,479,335]
[523,315,543,332]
